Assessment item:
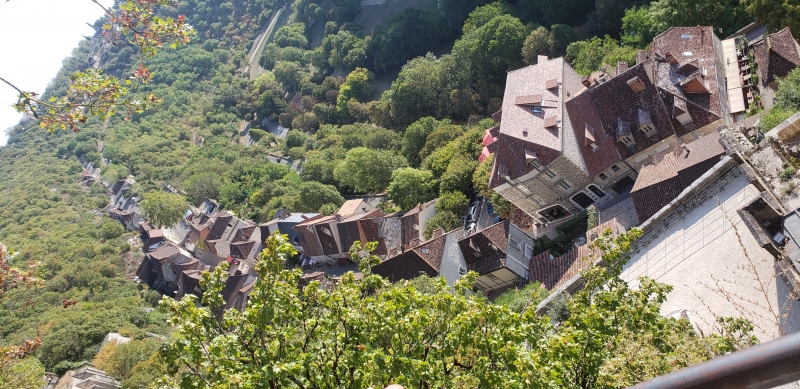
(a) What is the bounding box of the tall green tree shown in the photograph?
[745,0,800,33]
[140,191,186,228]
[451,13,529,82]
[386,168,438,210]
[333,147,408,193]
[522,26,552,65]
[401,117,451,168]
[161,230,757,388]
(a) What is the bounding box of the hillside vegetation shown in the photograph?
[0,0,780,387]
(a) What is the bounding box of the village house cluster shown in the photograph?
[86,25,800,310]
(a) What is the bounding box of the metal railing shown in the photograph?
[629,330,800,389]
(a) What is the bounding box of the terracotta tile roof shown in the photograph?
[529,219,624,290]
[631,132,724,221]
[677,58,700,76]
[565,90,622,177]
[338,199,373,217]
[233,225,255,242]
[294,223,323,256]
[632,153,679,192]
[458,221,509,275]
[412,233,448,271]
[650,27,722,134]
[529,246,589,289]
[148,244,180,261]
[754,27,800,86]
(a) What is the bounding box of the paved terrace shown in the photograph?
[621,173,800,341]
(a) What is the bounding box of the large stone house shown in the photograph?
[487,26,732,232]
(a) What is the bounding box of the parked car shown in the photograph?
[465,222,477,233]
[465,201,480,223]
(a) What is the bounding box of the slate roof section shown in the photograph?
[458,221,510,275]
[566,90,621,177]
[753,27,800,87]
[371,250,438,282]
[650,26,723,135]
[490,58,567,188]
[586,62,677,160]
[206,211,233,241]
[230,240,255,259]
[631,132,725,221]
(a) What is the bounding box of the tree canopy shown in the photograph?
[140,191,187,228]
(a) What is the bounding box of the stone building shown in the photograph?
[488,26,732,234]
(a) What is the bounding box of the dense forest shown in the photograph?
[1,0,796,387]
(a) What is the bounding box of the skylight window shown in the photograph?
[683,51,693,56]
[681,34,691,39]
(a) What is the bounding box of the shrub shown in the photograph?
[780,167,796,181]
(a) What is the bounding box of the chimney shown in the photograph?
[537,55,548,64]
[581,76,594,88]
[664,52,679,64]
[616,61,629,75]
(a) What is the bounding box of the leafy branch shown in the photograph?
[2,0,194,133]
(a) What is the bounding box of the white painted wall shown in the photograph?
[439,232,468,287]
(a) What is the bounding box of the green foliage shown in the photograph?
[274,23,308,48]
[423,210,462,239]
[162,228,756,388]
[0,357,46,389]
[140,191,186,228]
[451,11,529,82]
[761,69,800,132]
[99,218,125,241]
[401,117,451,167]
[440,157,480,195]
[745,0,800,34]
[548,24,578,57]
[437,191,469,215]
[387,168,438,210]
[333,147,408,193]
[493,282,549,312]
[378,54,454,128]
[621,6,666,48]
[93,338,162,381]
[419,124,465,162]
[369,8,456,75]
[587,205,598,229]
[566,35,627,75]
[780,167,796,181]
[473,154,493,198]
[522,26,552,64]
[336,67,374,117]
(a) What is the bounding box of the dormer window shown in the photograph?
[673,97,693,124]
[638,108,656,137]
[546,78,559,89]
[544,116,558,128]
[617,118,635,147]
[525,149,541,169]
[620,135,635,147]
[585,123,598,150]
[640,124,656,136]
[627,76,646,93]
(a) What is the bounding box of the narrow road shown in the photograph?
[247,6,287,80]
